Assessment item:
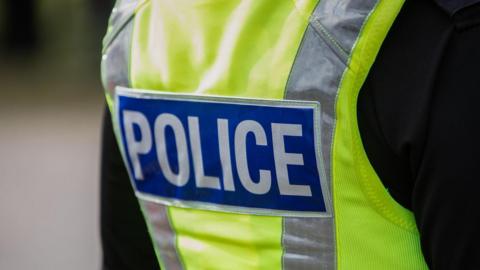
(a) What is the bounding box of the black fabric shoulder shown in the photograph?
[358,0,452,209]
[452,2,480,30]
[434,0,480,15]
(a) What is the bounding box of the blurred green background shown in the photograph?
[0,0,113,269]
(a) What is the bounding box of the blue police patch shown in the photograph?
[115,87,331,217]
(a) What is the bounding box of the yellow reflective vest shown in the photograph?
[101,0,428,269]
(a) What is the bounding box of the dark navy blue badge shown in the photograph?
[115,87,331,217]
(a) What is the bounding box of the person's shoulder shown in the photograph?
[430,0,480,30]
[433,0,480,15]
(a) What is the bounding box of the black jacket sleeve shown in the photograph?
[358,1,480,269]
[101,109,160,270]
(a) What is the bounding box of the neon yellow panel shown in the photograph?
[169,207,283,270]
[131,0,316,99]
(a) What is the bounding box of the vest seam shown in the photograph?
[103,12,135,53]
[103,0,149,53]
[309,18,350,64]
[353,7,410,230]
[290,0,320,23]
[331,2,384,267]
[332,66,346,270]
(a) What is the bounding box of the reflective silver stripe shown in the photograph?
[103,0,139,49]
[312,0,378,57]
[101,20,133,102]
[140,199,184,270]
[282,217,336,269]
[285,24,344,180]
[283,1,379,269]
[101,1,137,101]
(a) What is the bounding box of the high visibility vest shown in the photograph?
[101,0,428,269]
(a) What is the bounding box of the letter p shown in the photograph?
[123,110,152,180]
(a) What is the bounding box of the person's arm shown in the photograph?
[412,10,480,268]
[101,109,160,270]
[358,1,480,268]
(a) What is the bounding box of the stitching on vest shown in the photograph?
[103,13,135,53]
[103,0,149,53]
[309,18,350,64]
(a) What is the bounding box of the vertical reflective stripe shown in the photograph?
[103,0,139,49]
[312,0,378,56]
[141,200,184,270]
[286,0,378,179]
[283,1,379,269]
[101,19,134,109]
[282,217,336,269]
[285,24,345,181]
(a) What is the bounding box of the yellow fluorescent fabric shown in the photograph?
[131,0,317,99]
[333,0,428,269]
[130,0,318,269]
[168,207,283,270]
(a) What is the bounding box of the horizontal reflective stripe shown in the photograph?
[115,87,331,217]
